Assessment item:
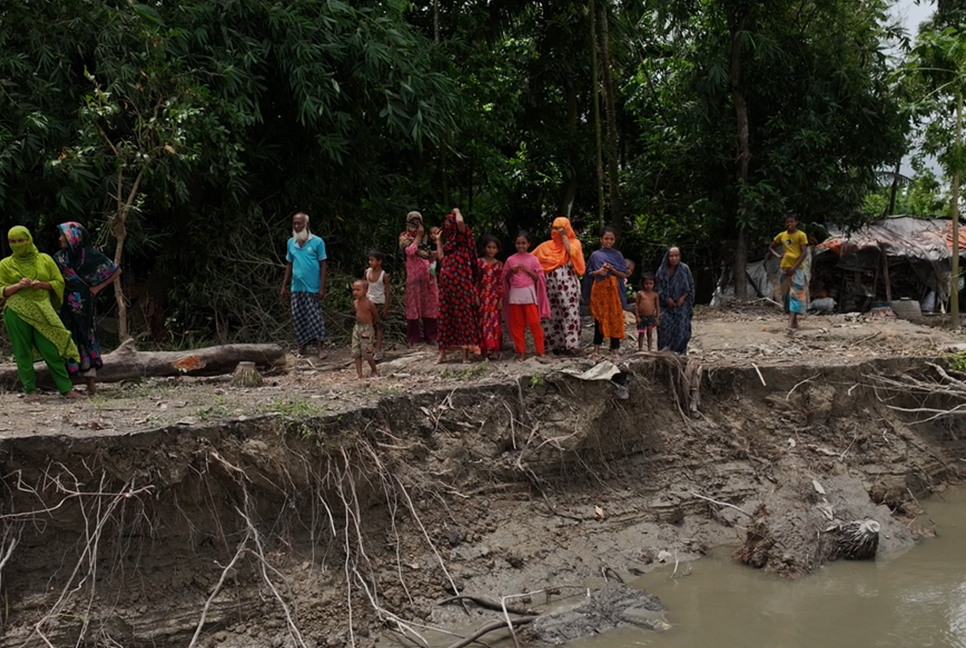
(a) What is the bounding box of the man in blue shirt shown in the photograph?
[280,212,328,358]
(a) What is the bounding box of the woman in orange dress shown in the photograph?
[583,226,629,359]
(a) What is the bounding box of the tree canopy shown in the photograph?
[0,0,928,341]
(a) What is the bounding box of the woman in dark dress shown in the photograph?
[656,246,694,354]
[54,222,122,394]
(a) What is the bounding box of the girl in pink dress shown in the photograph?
[398,211,439,345]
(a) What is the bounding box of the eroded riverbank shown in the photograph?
[1,344,964,647]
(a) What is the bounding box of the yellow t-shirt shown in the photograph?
[774,230,809,269]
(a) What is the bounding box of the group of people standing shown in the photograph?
[1,224,121,399]
[394,209,696,364]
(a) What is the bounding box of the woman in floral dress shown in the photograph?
[435,208,480,363]
[54,221,122,395]
[532,217,585,354]
[398,211,439,345]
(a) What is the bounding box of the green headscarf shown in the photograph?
[7,225,38,263]
[0,226,78,362]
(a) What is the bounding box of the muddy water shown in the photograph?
[568,489,966,648]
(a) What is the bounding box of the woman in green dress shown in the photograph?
[0,226,84,399]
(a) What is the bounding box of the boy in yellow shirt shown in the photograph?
[768,213,809,329]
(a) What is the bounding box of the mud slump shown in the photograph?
[0,356,964,647]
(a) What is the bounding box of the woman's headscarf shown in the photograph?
[532,217,586,275]
[54,222,118,288]
[656,247,694,307]
[399,211,433,259]
[6,225,40,277]
[441,211,473,256]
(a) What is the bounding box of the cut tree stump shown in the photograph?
[230,361,264,388]
[0,339,287,390]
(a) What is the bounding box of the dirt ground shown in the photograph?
[1,304,964,648]
[0,303,961,438]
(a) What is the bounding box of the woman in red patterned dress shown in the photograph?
[435,208,480,363]
[476,235,504,360]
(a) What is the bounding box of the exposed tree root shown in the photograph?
[443,615,537,648]
[439,594,536,616]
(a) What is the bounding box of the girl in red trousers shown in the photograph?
[501,231,550,361]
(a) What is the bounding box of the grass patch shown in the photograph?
[260,396,327,417]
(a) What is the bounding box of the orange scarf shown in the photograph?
[532,217,585,275]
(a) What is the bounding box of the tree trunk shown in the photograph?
[598,0,621,231]
[558,79,579,217]
[885,160,901,216]
[589,0,605,228]
[0,340,288,389]
[950,91,962,329]
[433,0,440,43]
[729,9,752,300]
[113,166,146,341]
[113,233,129,341]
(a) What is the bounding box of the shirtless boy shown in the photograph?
[351,279,379,379]
[635,273,660,352]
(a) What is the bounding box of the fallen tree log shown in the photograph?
[0,339,287,390]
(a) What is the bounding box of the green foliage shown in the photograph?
[905,26,966,179]
[0,0,922,342]
[625,0,906,267]
[863,163,948,219]
[947,351,966,373]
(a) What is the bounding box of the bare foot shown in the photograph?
[437,351,447,365]
[23,392,39,402]
[63,390,86,400]
[85,376,97,396]
[515,353,526,362]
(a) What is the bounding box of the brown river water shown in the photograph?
[381,489,966,648]
[570,488,966,648]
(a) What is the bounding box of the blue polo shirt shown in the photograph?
[286,234,327,293]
